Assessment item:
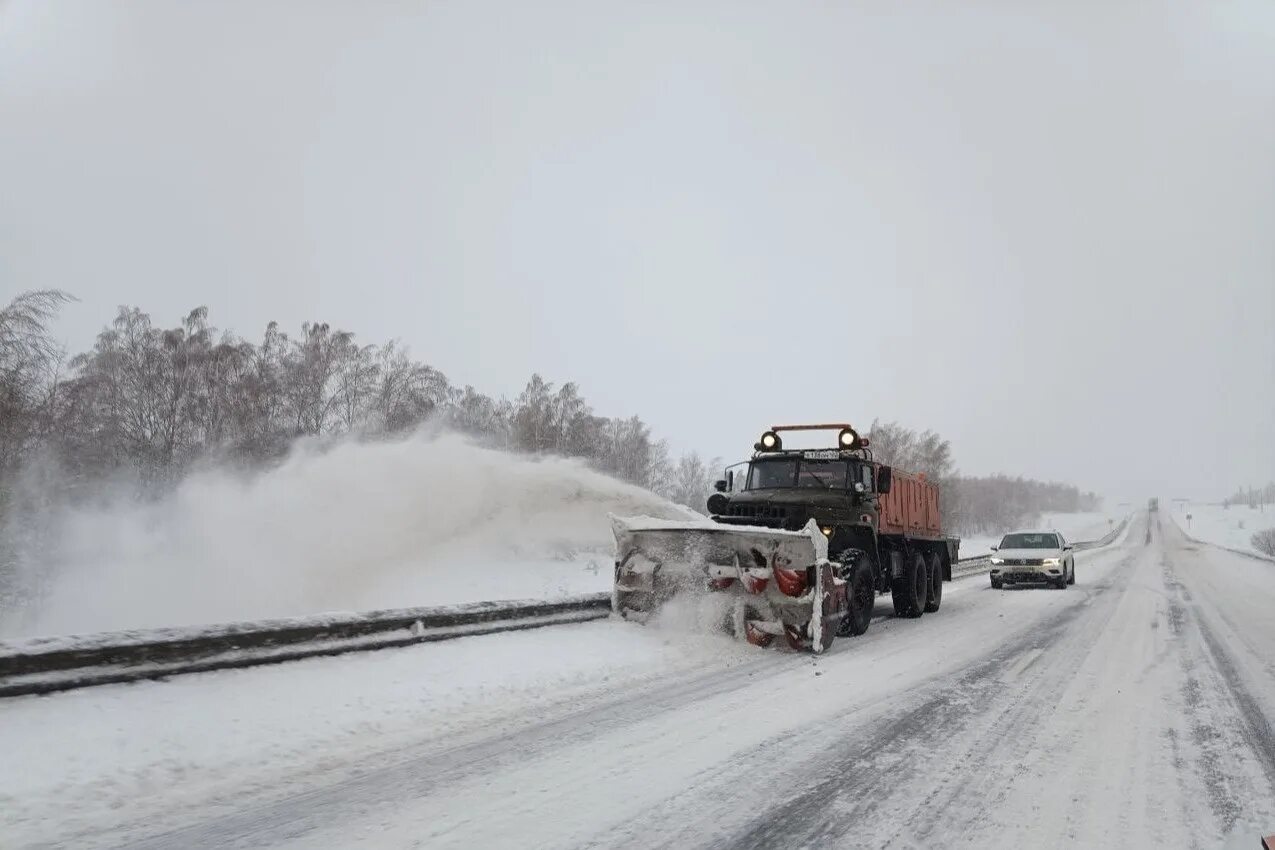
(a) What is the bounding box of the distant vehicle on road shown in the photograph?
[989,531,1075,589]
[1148,497,1159,512]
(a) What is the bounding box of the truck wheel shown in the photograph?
[839,556,875,636]
[924,552,943,613]
[891,552,926,618]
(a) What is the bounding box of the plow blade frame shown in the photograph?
[610,515,845,652]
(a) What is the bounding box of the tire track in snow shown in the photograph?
[110,652,794,850]
[1157,515,1275,831]
[81,513,1275,850]
[714,542,1141,850]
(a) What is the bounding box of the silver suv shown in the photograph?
[989,531,1075,589]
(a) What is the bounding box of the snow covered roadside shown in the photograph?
[0,619,753,848]
[2,542,1148,849]
[1169,502,1275,560]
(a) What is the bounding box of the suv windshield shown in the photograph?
[746,458,850,490]
[999,533,1060,549]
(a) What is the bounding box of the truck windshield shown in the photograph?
[999,533,1060,549]
[746,458,849,490]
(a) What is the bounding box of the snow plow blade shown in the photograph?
[610,515,846,652]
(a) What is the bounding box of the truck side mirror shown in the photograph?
[714,479,728,492]
[877,466,893,494]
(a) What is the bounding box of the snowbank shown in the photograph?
[5,433,695,637]
[1169,502,1275,559]
[0,619,753,847]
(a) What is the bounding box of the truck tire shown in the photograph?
[891,552,926,618]
[924,552,943,612]
[839,555,875,636]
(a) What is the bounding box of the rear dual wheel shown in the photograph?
[924,552,943,613]
[891,552,927,618]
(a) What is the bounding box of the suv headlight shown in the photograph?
[1042,558,1061,565]
[990,557,1004,565]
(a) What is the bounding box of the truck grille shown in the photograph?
[729,504,793,521]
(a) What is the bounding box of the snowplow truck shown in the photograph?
[612,423,960,652]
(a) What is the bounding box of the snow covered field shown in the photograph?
[5,512,1273,849]
[1170,501,1275,560]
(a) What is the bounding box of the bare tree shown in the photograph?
[513,374,555,452]
[0,290,73,474]
[666,451,721,514]
[371,342,450,433]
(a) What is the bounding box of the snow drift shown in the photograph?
[4,433,695,637]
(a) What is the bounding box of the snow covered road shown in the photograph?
[6,512,1275,848]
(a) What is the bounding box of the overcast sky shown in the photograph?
[2,1,1273,504]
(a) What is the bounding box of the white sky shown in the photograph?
[2,1,1273,504]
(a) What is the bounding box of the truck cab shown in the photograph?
[710,451,882,562]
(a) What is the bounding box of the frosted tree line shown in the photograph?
[1,291,1097,540]
[867,419,1102,534]
[0,292,719,510]
[1222,483,1275,509]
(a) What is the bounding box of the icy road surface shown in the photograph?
[4,512,1275,849]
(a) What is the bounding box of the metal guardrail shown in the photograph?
[0,595,611,698]
[0,517,1136,698]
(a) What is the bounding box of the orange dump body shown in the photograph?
[877,469,943,539]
